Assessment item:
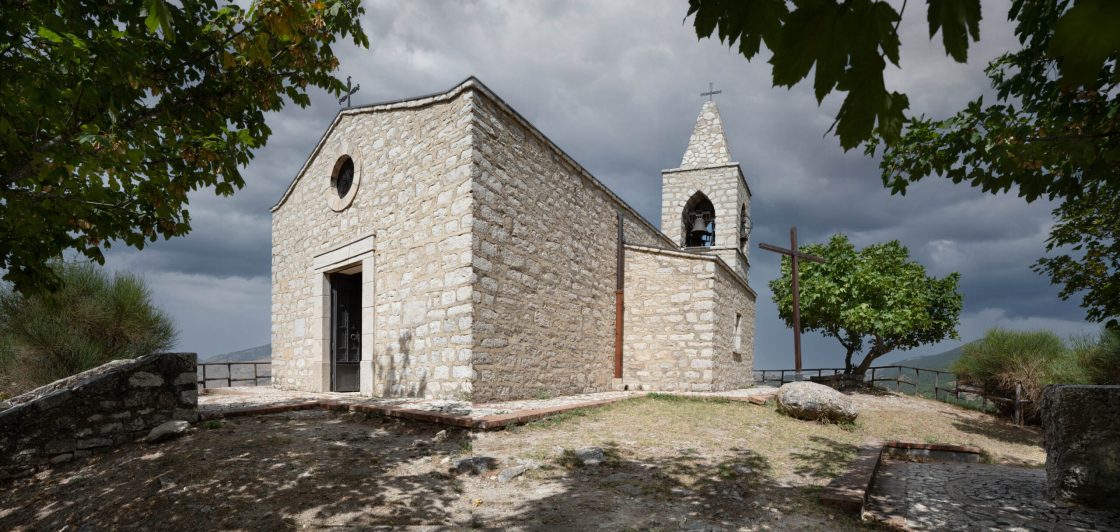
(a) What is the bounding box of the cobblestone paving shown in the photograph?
[867,460,1120,531]
[197,386,778,419]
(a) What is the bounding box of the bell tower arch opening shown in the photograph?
[682,191,715,248]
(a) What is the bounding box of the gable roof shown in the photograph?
[270,77,676,249]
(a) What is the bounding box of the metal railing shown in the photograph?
[753,365,1032,425]
[197,362,271,389]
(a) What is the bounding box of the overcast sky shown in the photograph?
[103,0,1097,367]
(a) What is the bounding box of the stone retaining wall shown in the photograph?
[1041,384,1120,508]
[0,352,198,479]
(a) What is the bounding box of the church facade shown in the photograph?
[270,78,756,401]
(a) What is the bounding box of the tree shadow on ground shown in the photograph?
[0,410,470,530]
[479,444,852,530]
[948,410,1042,448]
[1,408,866,530]
[789,436,859,480]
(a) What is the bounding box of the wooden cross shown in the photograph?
[759,227,825,379]
[701,82,721,101]
[338,76,360,108]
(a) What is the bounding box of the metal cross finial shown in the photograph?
[338,76,361,108]
[701,82,721,101]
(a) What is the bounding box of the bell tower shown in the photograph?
[660,98,752,281]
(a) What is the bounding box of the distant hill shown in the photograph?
[204,344,270,363]
[892,344,969,372]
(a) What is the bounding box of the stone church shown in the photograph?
[271,77,757,401]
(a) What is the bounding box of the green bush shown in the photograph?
[953,327,1120,423]
[0,262,177,396]
[1066,328,1120,385]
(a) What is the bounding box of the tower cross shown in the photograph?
[701,82,721,101]
[338,76,361,108]
[759,226,826,380]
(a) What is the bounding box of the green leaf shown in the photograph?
[927,0,982,63]
[144,0,174,39]
[35,27,65,44]
[1049,0,1120,87]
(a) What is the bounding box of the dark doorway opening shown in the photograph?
[330,271,362,392]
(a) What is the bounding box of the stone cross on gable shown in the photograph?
[701,82,721,101]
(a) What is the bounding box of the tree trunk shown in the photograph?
[843,347,856,375]
[852,345,892,376]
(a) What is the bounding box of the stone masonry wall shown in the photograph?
[271,89,477,398]
[0,353,197,479]
[711,262,756,390]
[1041,385,1120,508]
[468,92,667,401]
[623,246,719,391]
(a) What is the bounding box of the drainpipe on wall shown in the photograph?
[615,212,625,379]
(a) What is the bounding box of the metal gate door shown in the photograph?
[330,272,361,392]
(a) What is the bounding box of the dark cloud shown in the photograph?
[102,0,1094,363]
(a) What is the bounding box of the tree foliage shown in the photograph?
[688,0,1120,326]
[1033,181,1120,327]
[0,0,368,294]
[686,0,982,150]
[769,234,962,374]
[0,262,177,397]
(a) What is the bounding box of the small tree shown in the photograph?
[769,234,962,375]
[0,262,176,394]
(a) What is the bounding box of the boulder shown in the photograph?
[1042,385,1120,508]
[144,420,191,444]
[776,381,859,423]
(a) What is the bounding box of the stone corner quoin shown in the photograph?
[270,77,758,402]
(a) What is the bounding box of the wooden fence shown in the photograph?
[753,365,1031,425]
[197,362,271,389]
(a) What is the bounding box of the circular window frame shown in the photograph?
[326,154,361,212]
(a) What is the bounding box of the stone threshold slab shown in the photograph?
[197,397,632,430]
[196,388,780,430]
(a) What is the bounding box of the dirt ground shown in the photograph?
[0,392,1043,531]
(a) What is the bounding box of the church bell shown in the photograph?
[690,213,711,235]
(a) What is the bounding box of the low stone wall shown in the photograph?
[0,352,198,479]
[1041,384,1120,508]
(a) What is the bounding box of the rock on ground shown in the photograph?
[145,420,191,444]
[776,381,859,423]
[497,464,532,482]
[575,447,606,466]
[450,456,498,475]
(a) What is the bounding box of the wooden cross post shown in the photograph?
[759,227,825,380]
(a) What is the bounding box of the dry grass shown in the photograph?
[487,391,1044,484]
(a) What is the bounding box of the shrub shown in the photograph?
[0,262,177,395]
[953,327,1120,423]
[1067,328,1120,385]
[954,329,1069,422]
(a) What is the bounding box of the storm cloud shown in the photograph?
[103,0,1095,366]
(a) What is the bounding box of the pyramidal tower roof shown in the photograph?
[679,100,733,169]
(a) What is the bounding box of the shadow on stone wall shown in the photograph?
[0,352,198,479]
